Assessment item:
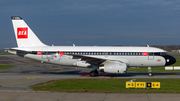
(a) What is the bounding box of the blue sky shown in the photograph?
[1,0,180,49]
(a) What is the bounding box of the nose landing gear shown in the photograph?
[148,67,152,77]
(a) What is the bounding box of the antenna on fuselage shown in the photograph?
[68,41,75,47]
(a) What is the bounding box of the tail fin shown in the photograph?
[11,16,46,47]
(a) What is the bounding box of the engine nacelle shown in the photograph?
[103,62,127,73]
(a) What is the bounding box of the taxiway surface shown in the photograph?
[1,55,180,91]
[1,55,180,101]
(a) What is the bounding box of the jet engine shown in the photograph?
[99,62,127,73]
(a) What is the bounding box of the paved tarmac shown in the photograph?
[1,55,180,101]
[1,92,180,101]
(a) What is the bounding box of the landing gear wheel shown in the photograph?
[94,70,99,76]
[90,71,96,77]
[90,65,99,77]
[148,67,152,77]
[148,72,152,77]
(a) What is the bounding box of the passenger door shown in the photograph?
[148,48,154,60]
[41,48,48,59]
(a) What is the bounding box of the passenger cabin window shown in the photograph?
[42,51,167,56]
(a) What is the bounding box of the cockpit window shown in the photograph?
[154,52,168,56]
[154,52,160,56]
[160,52,168,56]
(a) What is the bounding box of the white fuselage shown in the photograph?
[12,46,168,67]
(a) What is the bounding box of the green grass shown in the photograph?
[0,65,14,70]
[128,57,180,73]
[0,52,14,55]
[128,67,180,73]
[31,78,180,93]
[169,52,180,56]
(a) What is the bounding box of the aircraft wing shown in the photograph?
[68,54,123,65]
[72,54,105,64]
[68,54,128,74]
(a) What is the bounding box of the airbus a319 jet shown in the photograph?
[7,16,176,77]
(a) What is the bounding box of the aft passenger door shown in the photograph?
[41,48,48,59]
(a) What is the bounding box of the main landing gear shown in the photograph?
[148,67,152,77]
[90,69,99,77]
[89,65,99,77]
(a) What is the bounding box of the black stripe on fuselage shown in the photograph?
[30,51,168,56]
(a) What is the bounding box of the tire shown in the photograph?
[90,71,96,77]
[148,73,152,77]
[94,70,99,76]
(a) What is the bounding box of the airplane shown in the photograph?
[7,16,176,77]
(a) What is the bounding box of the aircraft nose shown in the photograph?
[164,55,176,66]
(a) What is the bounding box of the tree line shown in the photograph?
[151,45,180,51]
